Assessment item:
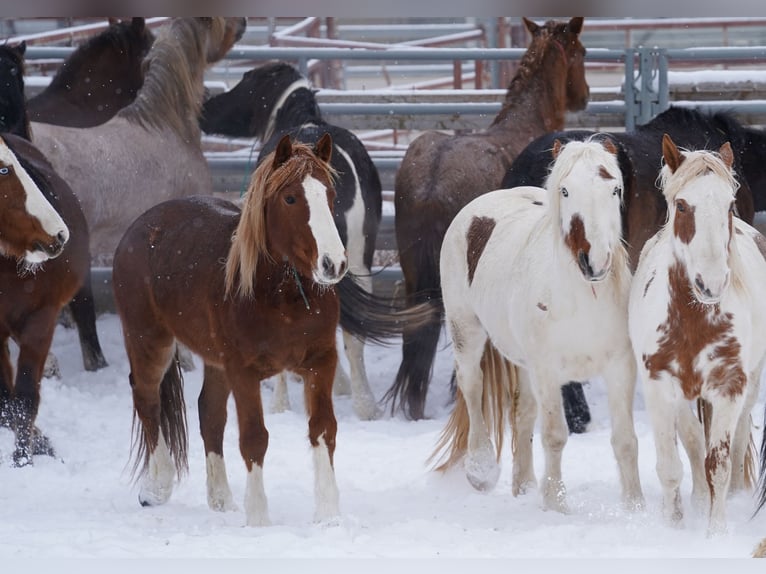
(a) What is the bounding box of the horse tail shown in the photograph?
[429,341,518,472]
[129,349,189,480]
[383,216,447,419]
[756,401,766,515]
[338,274,439,345]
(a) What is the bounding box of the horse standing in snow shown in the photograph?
[433,137,643,513]
[629,134,766,536]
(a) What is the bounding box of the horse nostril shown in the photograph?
[56,230,68,245]
[338,260,347,277]
[578,251,593,277]
[321,254,334,276]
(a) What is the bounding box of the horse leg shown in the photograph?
[296,348,341,523]
[643,377,685,525]
[729,366,761,494]
[229,366,270,526]
[0,336,14,428]
[10,309,57,466]
[561,382,591,434]
[511,366,538,496]
[67,274,108,371]
[602,354,644,510]
[705,392,744,536]
[341,329,379,420]
[198,364,236,512]
[270,371,291,413]
[127,337,178,507]
[676,401,709,513]
[535,372,569,513]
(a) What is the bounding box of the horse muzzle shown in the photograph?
[313,254,348,285]
[29,230,68,262]
[578,250,611,282]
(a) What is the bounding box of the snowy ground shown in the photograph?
[0,312,765,560]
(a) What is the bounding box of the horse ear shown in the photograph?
[273,135,293,169]
[719,141,734,169]
[603,138,618,156]
[523,17,540,36]
[131,17,145,32]
[108,17,118,26]
[662,133,684,173]
[14,40,26,56]
[552,139,563,159]
[314,133,333,165]
[567,17,584,36]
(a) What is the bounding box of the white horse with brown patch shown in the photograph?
[433,137,644,513]
[629,134,766,536]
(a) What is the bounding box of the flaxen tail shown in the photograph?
[129,350,189,481]
[429,341,518,471]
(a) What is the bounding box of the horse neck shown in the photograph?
[268,89,323,141]
[0,88,31,140]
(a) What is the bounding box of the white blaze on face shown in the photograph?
[0,141,69,261]
[303,174,347,284]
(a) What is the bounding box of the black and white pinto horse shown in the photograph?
[201,62,383,420]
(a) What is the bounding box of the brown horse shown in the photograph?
[113,135,347,526]
[388,16,589,419]
[27,18,155,127]
[0,133,85,467]
[30,17,246,265]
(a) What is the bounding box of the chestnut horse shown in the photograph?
[0,42,107,373]
[29,17,246,265]
[202,62,384,420]
[432,137,643,512]
[389,16,589,420]
[27,18,155,127]
[113,135,348,526]
[0,133,82,467]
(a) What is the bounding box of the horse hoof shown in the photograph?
[43,352,61,379]
[542,478,569,513]
[139,483,172,507]
[12,450,32,467]
[30,428,56,457]
[465,452,500,492]
[83,353,109,372]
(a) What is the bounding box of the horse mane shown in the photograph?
[119,18,224,141]
[546,137,632,292]
[46,18,151,90]
[224,140,336,299]
[491,20,570,128]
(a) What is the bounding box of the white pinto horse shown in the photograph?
[433,137,644,513]
[629,134,766,536]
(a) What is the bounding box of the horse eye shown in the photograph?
[0,166,9,176]
[284,195,296,205]
[676,201,686,213]
[561,187,568,197]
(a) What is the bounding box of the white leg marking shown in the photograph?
[270,371,292,413]
[313,435,340,523]
[244,463,271,527]
[138,434,175,506]
[205,452,237,512]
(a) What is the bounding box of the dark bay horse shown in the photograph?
[502,106,762,430]
[0,42,107,372]
[0,133,90,467]
[201,62,384,420]
[113,135,348,526]
[27,18,155,127]
[390,17,590,420]
[29,17,246,265]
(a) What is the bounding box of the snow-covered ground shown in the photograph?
[0,312,764,559]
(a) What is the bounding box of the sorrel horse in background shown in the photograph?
[502,106,762,434]
[0,133,84,467]
[29,17,246,265]
[0,43,107,372]
[432,137,643,511]
[27,18,155,127]
[629,135,766,536]
[390,17,590,420]
[202,62,384,420]
[113,135,347,526]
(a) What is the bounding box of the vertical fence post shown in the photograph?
[624,47,669,129]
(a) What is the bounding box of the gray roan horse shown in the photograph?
[29,17,246,265]
[389,17,589,420]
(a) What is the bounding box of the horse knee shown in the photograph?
[239,425,269,468]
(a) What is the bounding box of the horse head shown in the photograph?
[549,136,624,282]
[226,133,346,299]
[0,135,69,264]
[661,133,738,304]
[524,16,589,113]
[0,42,29,138]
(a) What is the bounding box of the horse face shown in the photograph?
[203,17,246,63]
[269,169,347,286]
[556,17,589,112]
[0,137,69,263]
[663,137,736,304]
[555,140,623,282]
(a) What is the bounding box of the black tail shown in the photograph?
[756,402,766,515]
[338,274,438,346]
[130,351,189,481]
